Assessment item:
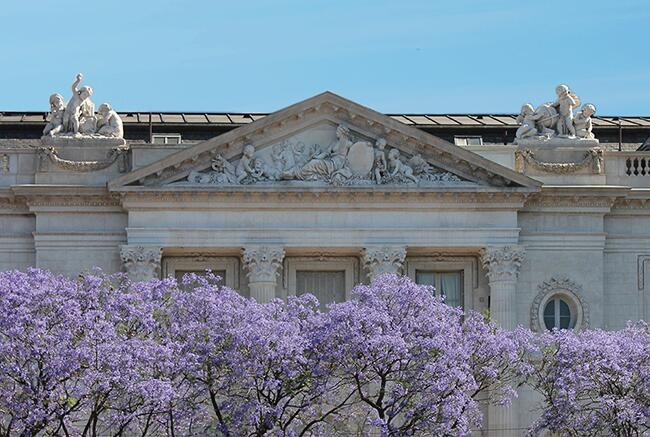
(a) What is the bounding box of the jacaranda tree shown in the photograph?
[0,268,648,436]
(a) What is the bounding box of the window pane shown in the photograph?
[559,299,571,329]
[296,271,346,309]
[440,272,461,307]
[543,300,556,330]
[415,271,436,287]
[152,136,165,144]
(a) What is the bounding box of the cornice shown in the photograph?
[116,188,532,207]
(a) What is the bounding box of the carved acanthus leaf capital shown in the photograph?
[242,246,285,283]
[480,246,526,282]
[362,246,407,279]
[120,245,162,282]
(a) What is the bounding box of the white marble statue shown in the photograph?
[43,93,66,136]
[552,84,579,137]
[515,84,596,145]
[43,73,124,140]
[97,103,124,138]
[62,73,95,135]
[574,104,596,139]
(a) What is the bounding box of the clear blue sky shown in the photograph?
[1,0,648,115]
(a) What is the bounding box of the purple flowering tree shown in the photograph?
[319,274,523,436]
[524,323,650,437]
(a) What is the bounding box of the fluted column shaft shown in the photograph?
[242,246,285,303]
[480,245,525,437]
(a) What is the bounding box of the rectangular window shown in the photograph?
[174,269,226,284]
[454,136,483,146]
[296,270,346,309]
[284,257,358,309]
[162,257,239,289]
[415,270,463,308]
[151,133,182,144]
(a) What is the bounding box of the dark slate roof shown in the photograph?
[2,111,650,128]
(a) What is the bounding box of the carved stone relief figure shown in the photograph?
[183,124,467,187]
[386,149,418,184]
[281,124,353,183]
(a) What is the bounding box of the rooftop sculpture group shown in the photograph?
[515,84,597,144]
[43,73,123,139]
[187,124,464,186]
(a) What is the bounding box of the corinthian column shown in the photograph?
[480,245,525,437]
[479,245,525,329]
[242,246,285,303]
[362,246,407,281]
[120,245,162,282]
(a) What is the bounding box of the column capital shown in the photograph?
[480,245,526,282]
[241,245,285,283]
[362,246,407,280]
[120,245,162,282]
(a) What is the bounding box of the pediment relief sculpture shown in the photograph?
[515,84,598,146]
[42,73,124,141]
[185,124,466,187]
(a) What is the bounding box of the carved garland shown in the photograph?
[515,148,603,175]
[530,277,589,332]
[39,146,129,173]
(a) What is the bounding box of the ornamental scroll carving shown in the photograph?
[479,246,526,282]
[120,246,162,282]
[530,277,589,332]
[185,124,465,187]
[515,148,603,175]
[362,246,407,279]
[39,146,129,173]
[242,246,285,283]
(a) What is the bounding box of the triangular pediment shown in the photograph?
[109,92,540,191]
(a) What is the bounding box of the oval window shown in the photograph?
[543,297,574,330]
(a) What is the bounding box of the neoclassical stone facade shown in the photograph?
[1,84,650,435]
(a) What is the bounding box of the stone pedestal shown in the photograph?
[480,245,525,437]
[514,139,605,185]
[242,246,285,302]
[36,136,129,186]
[120,245,162,282]
[362,246,407,280]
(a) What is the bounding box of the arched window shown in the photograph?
[543,297,574,330]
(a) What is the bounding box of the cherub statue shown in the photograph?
[236,144,261,183]
[574,104,596,139]
[97,103,124,138]
[387,149,418,183]
[62,73,95,135]
[372,138,388,184]
[515,103,543,139]
[43,93,66,136]
[551,84,578,137]
[407,153,432,175]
